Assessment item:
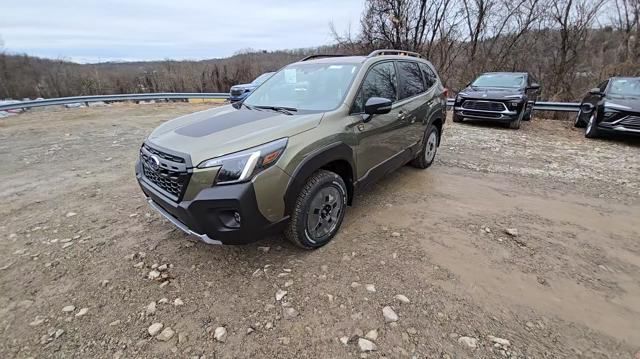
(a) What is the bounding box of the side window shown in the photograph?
[397,61,425,99]
[419,63,436,89]
[351,62,397,113]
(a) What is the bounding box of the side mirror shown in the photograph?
[364,97,392,115]
[527,83,540,91]
[589,88,603,96]
[231,100,243,109]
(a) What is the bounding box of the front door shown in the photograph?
[351,61,407,181]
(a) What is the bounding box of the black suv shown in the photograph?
[453,72,540,129]
[575,77,640,138]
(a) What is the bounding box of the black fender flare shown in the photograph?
[283,142,355,214]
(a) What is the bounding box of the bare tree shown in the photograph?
[612,0,640,62]
[546,0,606,100]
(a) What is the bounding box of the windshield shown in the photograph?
[244,63,360,111]
[472,73,525,88]
[608,78,640,97]
[251,72,274,85]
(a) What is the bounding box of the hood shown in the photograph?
[147,105,322,166]
[458,86,525,100]
[604,96,640,113]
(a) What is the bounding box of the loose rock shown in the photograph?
[488,335,511,347]
[214,326,227,342]
[174,298,184,306]
[365,329,378,341]
[394,294,410,304]
[358,338,377,352]
[148,323,164,336]
[504,228,519,237]
[146,301,156,315]
[75,307,89,317]
[157,327,175,341]
[283,307,299,319]
[458,336,478,349]
[275,289,287,301]
[148,270,160,280]
[382,306,399,322]
[365,284,376,293]
[391,232,401,237]
[62,305,75,313]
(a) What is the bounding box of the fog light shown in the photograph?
[234,211,241,224]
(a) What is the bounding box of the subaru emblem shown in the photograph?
[149,155,161,171]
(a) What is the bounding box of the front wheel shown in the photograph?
[411,124,439,169]
[508,111,523,129]
[285,170,347,249]
[574,109,587,128]
[585,112,600,138]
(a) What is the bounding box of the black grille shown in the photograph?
[618,115,640,130]
[462,100,506,112]
[140,146,190,200]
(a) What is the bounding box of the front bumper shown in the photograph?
[136,161,287,245]
[597,113,640,136]
[453,106,519,122]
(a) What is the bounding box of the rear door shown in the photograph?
[395,61,429,149]
[350,61,406,180]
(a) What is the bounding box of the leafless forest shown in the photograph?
[1,0,638,101]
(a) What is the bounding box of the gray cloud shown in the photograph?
[0,0,363,62]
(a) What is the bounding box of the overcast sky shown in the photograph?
[0,0,363,63]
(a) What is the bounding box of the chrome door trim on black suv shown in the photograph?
[136,49,446,249]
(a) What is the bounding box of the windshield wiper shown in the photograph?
[254,105,298,115]
[242,103,255,110]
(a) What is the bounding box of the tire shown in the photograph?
[411,124,439,169]
[452,113,463,123]
[285,170,347,249]
[574,109,587,128]
[523,105,532,121]
[585,111,600,138]
[508,110,524,129]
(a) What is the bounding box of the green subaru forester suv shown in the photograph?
[136,50,447,249]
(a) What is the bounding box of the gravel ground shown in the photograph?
[0,103,639,358]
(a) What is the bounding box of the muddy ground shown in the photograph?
[1,103,639,359]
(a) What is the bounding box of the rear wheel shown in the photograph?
[285,170,347,249]
[523,105,533,121]
[411,124,439,169]
[585,112,600,138]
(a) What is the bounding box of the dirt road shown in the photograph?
[1,103,639,358]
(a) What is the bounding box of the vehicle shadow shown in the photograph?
[456,119,515,130]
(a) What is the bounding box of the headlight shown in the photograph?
[508,100,522,109]
[197,138,288,184]
[455,95,463,104]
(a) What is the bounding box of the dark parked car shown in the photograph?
[229,72,275,102]
[453,72,540,129]
[575,77,640,138]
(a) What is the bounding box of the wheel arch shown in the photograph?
[283,142,355,215]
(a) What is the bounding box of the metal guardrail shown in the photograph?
[1,93,581,113]
[0,93,230,112]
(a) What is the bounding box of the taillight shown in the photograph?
[443,88,449,98]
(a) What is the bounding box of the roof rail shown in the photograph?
[368,49,422,58]
[299,54,352,62]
